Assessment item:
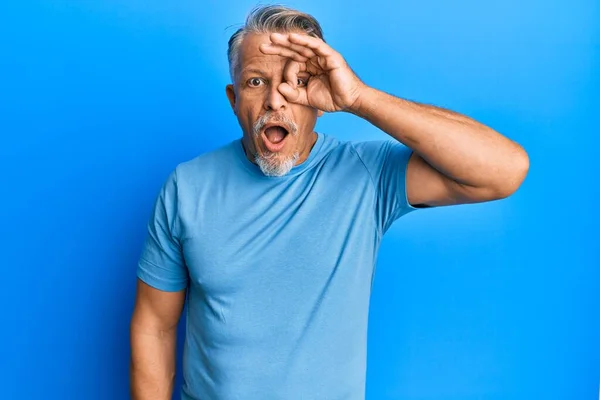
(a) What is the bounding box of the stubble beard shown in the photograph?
[252,111,300,177]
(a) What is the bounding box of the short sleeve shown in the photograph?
[352,140,419,235]
[137,169,189,292]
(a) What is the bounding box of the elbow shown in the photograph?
[492,147,530,199]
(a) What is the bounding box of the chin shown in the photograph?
[255,150,300,177]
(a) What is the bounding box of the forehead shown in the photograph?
[237,32,285,71]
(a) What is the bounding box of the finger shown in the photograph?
[286,32,335,59]
[282,59,306,89]
[268,32,317,59]
[259,43,308,62]
[278,82,308,106]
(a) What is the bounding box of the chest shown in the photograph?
[178,170,378,297]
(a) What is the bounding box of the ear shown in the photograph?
[226,84,236,114]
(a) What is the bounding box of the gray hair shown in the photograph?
[227,5,325,83]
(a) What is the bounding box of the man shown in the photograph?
[130,5,529,400]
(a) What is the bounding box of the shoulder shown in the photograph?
[336,137,398,175]
[173,139,239,183]
[347,138,401,159]
[319,133,390,161]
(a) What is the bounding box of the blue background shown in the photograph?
[1,0,598,399]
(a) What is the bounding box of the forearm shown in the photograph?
[130,326,177,400]
[351,86,529,194]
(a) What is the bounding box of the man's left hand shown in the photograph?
[259,32,366,113]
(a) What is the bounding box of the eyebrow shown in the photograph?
[239,68,311,80]
[241,68,267,77]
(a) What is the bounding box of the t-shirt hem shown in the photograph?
[137,260,188,292]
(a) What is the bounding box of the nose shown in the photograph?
[264,85,287,111]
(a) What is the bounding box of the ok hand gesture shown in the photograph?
[259,32,366,113]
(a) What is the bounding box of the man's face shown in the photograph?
[226,32,322,177]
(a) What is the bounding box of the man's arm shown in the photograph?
[259,32,529,206]
[351,87,530,207]
[130,279,186,400]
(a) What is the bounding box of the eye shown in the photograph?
[297,77,308,87]
[247,77,264,87]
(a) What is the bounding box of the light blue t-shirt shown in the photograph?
[137,132,418,400]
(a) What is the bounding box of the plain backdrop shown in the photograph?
[1,0,598,399]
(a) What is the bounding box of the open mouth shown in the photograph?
[262,124,289,152]
[264,124,288,143]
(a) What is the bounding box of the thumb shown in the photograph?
[278,83,308,106]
